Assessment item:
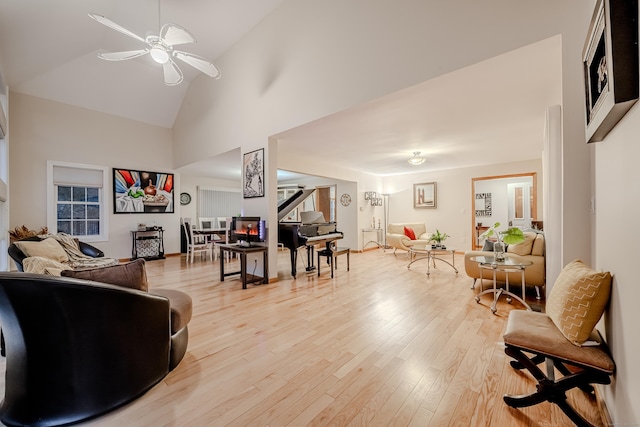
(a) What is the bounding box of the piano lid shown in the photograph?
[278,189,316,221]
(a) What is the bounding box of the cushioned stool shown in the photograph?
[317,246,350,278]
[503,310,614,427]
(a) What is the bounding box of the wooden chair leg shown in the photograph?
[504,345,611,427]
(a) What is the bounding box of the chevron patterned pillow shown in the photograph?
[546,259,612,346]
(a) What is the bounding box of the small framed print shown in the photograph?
[243,148,264,198]
[413,182,437,209]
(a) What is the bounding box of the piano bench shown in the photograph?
[318,247,350,278]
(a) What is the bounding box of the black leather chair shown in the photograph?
[8,235,104,271]
[0,273,187,427]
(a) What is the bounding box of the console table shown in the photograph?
[218,243,268,289]
[131,228,165,261]
[361,228,384,249]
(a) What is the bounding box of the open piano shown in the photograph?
[278,189,344,277]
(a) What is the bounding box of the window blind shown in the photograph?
[197,186,241,218]
[53,165,104,187]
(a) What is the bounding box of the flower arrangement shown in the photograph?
[430,229,450,248]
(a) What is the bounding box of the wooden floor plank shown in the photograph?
[0,249,604,426]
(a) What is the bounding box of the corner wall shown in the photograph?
[9,92,175,259]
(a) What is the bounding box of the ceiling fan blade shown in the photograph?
[163,59,184,86]
[160,23,196,46]
[173,51,221,79]
[88,13,146,43]
[98,49,149,61]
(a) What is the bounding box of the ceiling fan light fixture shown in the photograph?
[88,12,220,85]
[150,46,170,64]
[408,151,425,165]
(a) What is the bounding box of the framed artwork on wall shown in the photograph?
[583,0,638,143]
[113,169,174,213]
[413,182,437,209]
[243,148,264,198]
[475,193,492,217]
[364,191,376,200]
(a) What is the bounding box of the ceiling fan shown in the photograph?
[88,13,221,86]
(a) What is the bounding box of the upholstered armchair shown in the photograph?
[0,271,191,427]
[386,222,432,254]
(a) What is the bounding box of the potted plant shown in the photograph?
[479,222,525,261]
[430,229,450,249]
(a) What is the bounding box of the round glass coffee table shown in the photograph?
[408,245,458,276]
[469,255,532,314]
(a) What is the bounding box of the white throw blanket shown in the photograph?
[28,233,119,272]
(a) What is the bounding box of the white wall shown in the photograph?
[376,160,542,251]
[173,0,592,270]
[9,93,175,260]
[594,103,640,424]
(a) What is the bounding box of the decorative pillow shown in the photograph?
[23,256,72,276]
[546,259,612,346]
[403,226,416,240]
[531,233,545,256]
[61,258,148,292]
[482,240,495,251]
[507,232,536,256]
[15,237,69,263]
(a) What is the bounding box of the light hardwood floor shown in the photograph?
[1,249,604,426]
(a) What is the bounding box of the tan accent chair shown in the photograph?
[464,231,545,298]
[386,223,432,254]
[502,260,613,427]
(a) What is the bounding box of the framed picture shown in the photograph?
[364,191,376,200]
[113,169,174,213]
[413,182,437,209]
[475,193,492,217]
[583,0,638,143]
[243,148,264,198]
[372,198,383,206]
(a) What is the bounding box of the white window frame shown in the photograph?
[47,161,109,242]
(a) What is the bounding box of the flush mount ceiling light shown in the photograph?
[408,151,426,165]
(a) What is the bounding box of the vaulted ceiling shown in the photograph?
[0,1,561,180]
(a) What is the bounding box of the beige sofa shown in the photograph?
[464,230,545,298]
[386,223,432,254]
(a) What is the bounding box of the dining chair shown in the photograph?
[182,221,213,263]
[199,217,216,230]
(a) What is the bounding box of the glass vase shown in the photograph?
[493,241,506,261]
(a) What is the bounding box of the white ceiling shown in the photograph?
[0,1,562,180]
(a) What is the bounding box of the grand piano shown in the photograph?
[278,189,344,277]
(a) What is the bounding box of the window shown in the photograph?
[47,161,108,242]
[197,186,241,221]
